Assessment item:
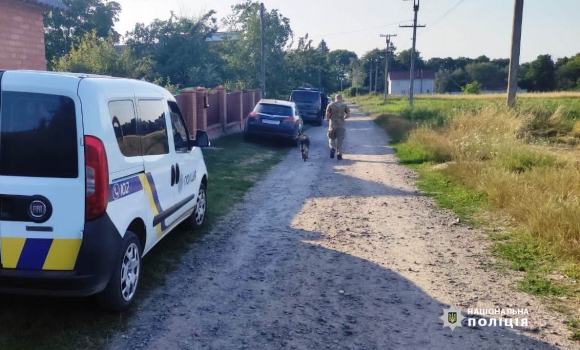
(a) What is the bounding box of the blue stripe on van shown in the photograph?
[145,173,167,230]
[108,175,144,202]
[16,238,53,270]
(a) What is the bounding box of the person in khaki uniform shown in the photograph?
[325,94,351,160]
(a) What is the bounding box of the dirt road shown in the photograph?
[108,106,576,350]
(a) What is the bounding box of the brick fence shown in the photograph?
[175,86,263,139]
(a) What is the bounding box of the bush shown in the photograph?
[462,81,482,94]
[374,114,415,143]
[343,87,369,97]
[399,107,446,128]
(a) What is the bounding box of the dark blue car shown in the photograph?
[244,99,304,146]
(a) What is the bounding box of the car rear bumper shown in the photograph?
[301,112,320,121]
[0,213,122,297]
[246,123,296,139]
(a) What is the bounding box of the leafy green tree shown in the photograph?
[426,57,457,72]
[520,54,556,92]
[284,35,328,91]
[464,62,506,90]
[44,0,121,65]
[221,1,293,97]
[125,11,220,87]
[395,49,425,71]
[556,54,580,90]
[52,31,151,78]
[462,81,481,94]
[327,50,358,71]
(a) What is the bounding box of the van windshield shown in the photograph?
[0,91,78,178]
[290,91,319,104]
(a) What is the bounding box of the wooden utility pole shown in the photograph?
[369,58,373,93]
[380,34,397,102]
[400,0,425,106]
[260,3,266,98]
[507,0,524,108]
[374,54,380,93]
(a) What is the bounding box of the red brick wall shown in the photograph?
[0,0,47,70]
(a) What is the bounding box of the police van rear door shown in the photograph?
[0,71,85,271]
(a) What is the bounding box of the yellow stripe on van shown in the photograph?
[0,237,26,268]
[43,239,82,270]
[139,173,163,236]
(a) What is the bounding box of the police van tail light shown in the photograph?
[85,136,109,221]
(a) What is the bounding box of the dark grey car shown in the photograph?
[289,88,327,126]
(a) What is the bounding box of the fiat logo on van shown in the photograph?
[29,200,47,218]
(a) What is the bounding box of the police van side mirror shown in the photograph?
[189,129,210,148]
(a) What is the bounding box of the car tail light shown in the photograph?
[248,111,258,118]
[284,116,298,123]
[85,136,109,221]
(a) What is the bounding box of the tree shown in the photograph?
[426,57,456,72]
[327,50,358,70]
[126,11,220,87]
[462,81,481,94]
[221,1,293,97]
[44,0,121,65]
[556,54,580,90]
[434,69,450,93]
[284,35,328,91]
[464,62,506,90]
[52,31,151,78]
[521,54,556,92]
[395,49,425,71]
[475,55,490,63]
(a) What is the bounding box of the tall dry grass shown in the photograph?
[407,104,580,257]
[416,91,580,100]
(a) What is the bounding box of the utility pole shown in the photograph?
[380,34,397,102]
[507,0,524,108]
[369,58,373,93]
[374,54,380,93]
[400,0,425,106]
[260,3,266,98]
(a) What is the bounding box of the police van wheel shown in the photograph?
[96,231,141,313]
[184,183,207,230]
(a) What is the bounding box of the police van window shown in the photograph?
[138,100,169,155]
[108,100,141,157]
[168,101,189,153]
[0,91,78,178]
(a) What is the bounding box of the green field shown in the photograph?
[352,92,580,339]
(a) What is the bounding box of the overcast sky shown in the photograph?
[113,0,580,63]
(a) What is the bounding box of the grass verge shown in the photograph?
[0,133,290,350]
[352,95,580,339]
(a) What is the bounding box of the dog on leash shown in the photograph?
[297,132,310,161]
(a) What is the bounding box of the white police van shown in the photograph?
[0,70,210,312]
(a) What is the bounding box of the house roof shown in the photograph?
[388,70,435,81]
[18,0,67,10]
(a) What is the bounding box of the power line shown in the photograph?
[309,19,412,38]
[429,0,467,29]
